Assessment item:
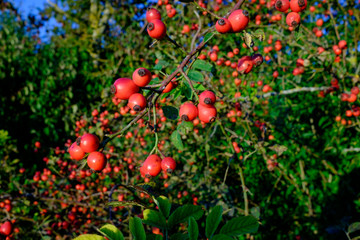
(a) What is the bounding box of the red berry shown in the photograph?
[78,133,100,153]
[161,157,176,173]
[140,154,162,177]
[290,0,307,12]
[199,91,216,107]
[147,19,167,40]
[87,152,107,171]
[112,78,139,100]
[69,142,85,160]
[0,221,13,236]
[286,12,301,27]
[179,102,198,121]
[162,81,175,93]
[237,56,253,74]
[228,9,250,32]
[146,8,161,22]
[198,104,217,123]
[215,18,232,33]
[35,141,41,148]
[251,54,264,67]
[133,68,152,87]
[128,93,147,112]
[338,40,347,49]
[275,0,290,12]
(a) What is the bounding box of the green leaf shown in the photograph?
[99,224,124,240]
[170,131,184,151]
[219,216,259,236]
[194,83,206,91]
[205,205,223,239]
[349,222,360,234]
[154,196,171,218]
[188,217,199,240]
[252,29,265,41]
[187,70,204,82]
[142,209,167,229]
[147,234,164,240]
[192,60,213,72]
[168,205,204,227]
[170,233,189,240]
[162,106,179,120]
[129,217,146,240]
[250,207,260,219]
[204,32,216,43]
[211,234,234,240]
[177,121,194,135]
[182,82,193,100]
[153,60,169,70]
[73,234,106,240]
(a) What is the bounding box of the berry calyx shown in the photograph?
[199,91,216,107]
[87,152,107,171]
[112,78,139,100]
[275,0,290,12]
[179,102,198,121]
[215,18,232,33]
[198,104,217,123]
[77,133,100,153]
[290,0,307,12]
[161,157,176,173]
[69,142,86,160]
[133,68,152,87]
[128,93,147,112]
[147,19,167,40]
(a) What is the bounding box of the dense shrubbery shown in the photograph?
[1,0,360,239]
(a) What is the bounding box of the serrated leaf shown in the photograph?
[106,200,146,208]
[153,60,169,70]
[206,205,223,239]
[349,222,360,234]
[143,209,167,229]
[212,234,234,240]
[188,217,199,240]
[73,234,106,240]
[99,224,124,240]
[171,131,184,151]
[192,60,213,72]
[168,205,204,227]
[163,106,179,120]
[219,216,259,236]
[204,32,216,43]
[252,29,265,41]
[187,70,204,82]
[154,196,171,218]
[129,217,146,240]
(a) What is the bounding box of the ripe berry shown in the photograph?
[198,104,217,123]
[237,56,253,74]
[290,0,307,12]
[69,142,85,160]
[338,40,347,49]
[251,54,264,67]
[146,8,161,22]
[179,102,198,121]
[128,93,147,112]
[77,133,100,153]
[111,78,139,100]
[133,68,152,87]
[275,0,290,12]
[215,18,232,33]
[199,91,216,107]
[228,9,250,32]
[0,221,13,236]
[162,81,176,93]
[286,12,301,27]
[147,19,167,40]
[87,152,107,171]
[161,157,176,173]
[140,154,162,177]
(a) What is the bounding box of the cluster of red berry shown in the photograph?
[215,9,250,34]
[274,0,308,29]
[180,90,217,124]
[237,53,264,74]
[140,154,176,178]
